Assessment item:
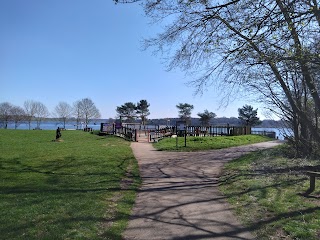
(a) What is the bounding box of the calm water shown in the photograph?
[5,120,102,131]
[252,127,292,140]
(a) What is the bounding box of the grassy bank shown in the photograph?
[153,134,272,151]
[219,146,320,239]
[0,129,140,239]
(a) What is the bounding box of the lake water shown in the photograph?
[5,120,102,131]
[252,127,292,140]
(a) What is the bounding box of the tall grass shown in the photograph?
[0,130,140,239]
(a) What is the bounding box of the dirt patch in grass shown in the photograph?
[100,157,139,239]
[52,139,64,142]
[101,193,123,231]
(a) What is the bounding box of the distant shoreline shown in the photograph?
[2,119,290,140]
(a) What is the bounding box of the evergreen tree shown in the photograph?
[116,102,137,122]
[238,105,261,126]
[197,110,216,126]
[136,100,150,125]
[176,103,194,124]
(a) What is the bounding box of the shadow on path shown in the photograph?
[123,141,283,240]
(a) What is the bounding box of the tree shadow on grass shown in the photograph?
[217,156,320,238]
[0,155,134,176]
[0,154,140,195]
[0,155,139,239]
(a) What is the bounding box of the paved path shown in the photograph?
[123,140,283,240]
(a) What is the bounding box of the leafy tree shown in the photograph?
[116,102,137,122]
[54,102,73,129]
[197,110,216,126]
[78,98,101,128]
[136,99,150,125]
[176,103,194,124]
[238,105,261,127]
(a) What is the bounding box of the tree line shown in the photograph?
[116,99,260,127]
[1,96,260,129]
[0,98,100,129]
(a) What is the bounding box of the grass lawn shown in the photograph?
[0,129,140,239]
[153,134,272,151]
[219,146,320,239]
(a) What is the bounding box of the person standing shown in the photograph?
[56,127,62,140]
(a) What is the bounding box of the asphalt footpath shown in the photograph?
[123,140,283,240]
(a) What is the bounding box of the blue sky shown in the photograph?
[0,0,263,119]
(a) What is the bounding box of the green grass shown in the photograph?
[153,134,272,151]
[0,129,140,239]
[219,146,320,239]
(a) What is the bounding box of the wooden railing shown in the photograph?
[99,123,137,141]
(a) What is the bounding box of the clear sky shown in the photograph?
[0,0,265,119]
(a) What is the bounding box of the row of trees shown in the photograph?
[1,97,259,129]
[115,100,260,127]
[115,101,201,125]
[0,98,100,129]
[116,0,320,157]
[176,103,260,126]
[116,100,150,125]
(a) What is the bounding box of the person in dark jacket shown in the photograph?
[56,127,62,140]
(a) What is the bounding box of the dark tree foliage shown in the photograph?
[116,102,137,122]
[197,109,216,126]
[176,103,194,124]
[136,100,150,125]
[116,100,151,123]
[238,105,261,126]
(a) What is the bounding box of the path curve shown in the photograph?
[123,140,283,240]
